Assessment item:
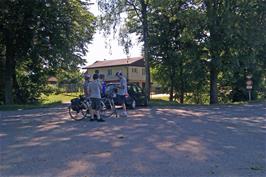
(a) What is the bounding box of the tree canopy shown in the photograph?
[1,0,265,105]
[98,0,265,103]
[0,0,95,104]
[98,0,151,99]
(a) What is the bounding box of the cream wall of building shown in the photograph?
[86,66,127,82]
[127,66,145,82]
[86,66,145,85]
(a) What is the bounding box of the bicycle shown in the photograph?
[69,95,117,120]
[68,95,90,121]
[99,95,118,118]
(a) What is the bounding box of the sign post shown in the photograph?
[246,74,253,101]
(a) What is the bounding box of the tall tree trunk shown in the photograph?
[206,0,219,104]
[179,60,184,104]
[169,76,174,102]
[169,86,174,101]
[4,33,15,104]
[140,0,150,100]
[209,63,218,104]
[13,62,20,103]
[169,65,176,102]
[0,45,5,104]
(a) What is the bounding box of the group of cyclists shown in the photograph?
[83,71,128,122]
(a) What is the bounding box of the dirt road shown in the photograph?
[1,103,265,177]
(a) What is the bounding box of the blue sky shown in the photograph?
[84,0,142,66]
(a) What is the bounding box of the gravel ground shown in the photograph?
[0,102,266,177]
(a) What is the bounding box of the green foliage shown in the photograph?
[213,0,266,102]
[40,92,81,104]
[149,0,265,104]
[56,69,83,85]
[98,0,152,98]
[148,0,208,103]
[98,0,266,104]
[15,60,48,103]
[0,0,96,104]
[1,0,264,105]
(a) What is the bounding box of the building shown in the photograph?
[83,57,146,88]
[47,76,58,85]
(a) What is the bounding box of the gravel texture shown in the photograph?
[0,102,265,177]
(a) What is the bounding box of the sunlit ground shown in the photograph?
[0,102,265,177]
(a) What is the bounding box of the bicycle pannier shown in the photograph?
[71,98,81,111]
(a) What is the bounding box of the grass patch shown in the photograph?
[149,94,266,106]
[40,92,81,104]
[0,92,81,111]
[0,101,62,111]
[1,93,264,111]
[150,95,180,106]
[150,99,180,106]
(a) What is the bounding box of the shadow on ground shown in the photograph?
[0,102,265,177]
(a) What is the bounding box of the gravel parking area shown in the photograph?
[0,102,265,177]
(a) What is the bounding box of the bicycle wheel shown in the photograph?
[100,99,116,118]
[68,102,88,121]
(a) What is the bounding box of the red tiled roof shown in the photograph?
[47,76,58,82]
[83,57,144,69]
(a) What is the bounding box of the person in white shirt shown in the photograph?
[115,71,128,117]
[87,74,105,122]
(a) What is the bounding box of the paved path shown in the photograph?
[0,103,266,177]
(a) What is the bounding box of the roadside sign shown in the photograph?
[246,74,253,101]
[246,74,253,79]
[246,80,253,86]
[246,85,252,90]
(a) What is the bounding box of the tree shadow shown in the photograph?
[0,103,265,176]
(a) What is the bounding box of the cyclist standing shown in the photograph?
[115,71,128,117]
[83,73,91,98]
[87,74,105,122]
[99,74,106,97]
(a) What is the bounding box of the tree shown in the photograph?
[203,0,224,104]
[98,0,265,104]
[203,0,266,103]
[0,42,4,104]
[0,0,95,104]
[148,0,180,101]
[98,0,151,99]
[202,0,266,103]
[149,0,265,104]
[148,0,207,103]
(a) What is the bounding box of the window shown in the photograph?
[132,86,138,93]
[95,70,99,74]
[132,68,138,73]
[131,85,143,93]
[107,69,112,76]
[135,85,143,93]
[142,68,145,75]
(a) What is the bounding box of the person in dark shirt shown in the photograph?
[99,74,106,97]
[83,73,91,98]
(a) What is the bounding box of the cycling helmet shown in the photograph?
[84,73,91,79]
[93,73,99,80]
